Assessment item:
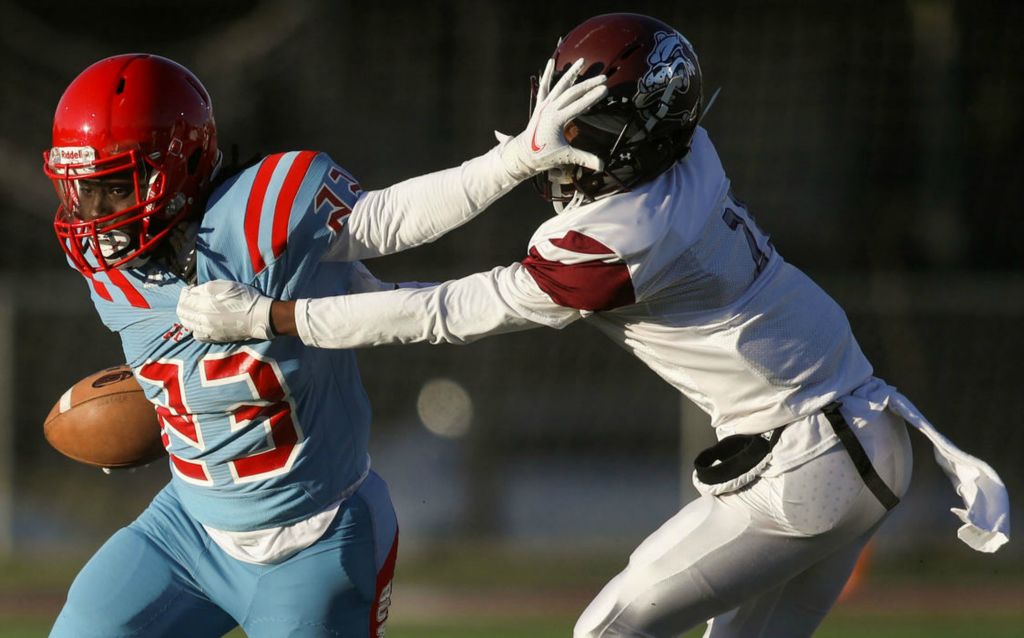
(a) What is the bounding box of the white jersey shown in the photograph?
[522,128,873,435]
[298,127,873,435]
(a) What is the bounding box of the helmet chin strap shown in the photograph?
[550,179,567,214]
[549,178,587,214]
[165,221,199,283]
[547,167,587,214]
[208,149,224,183]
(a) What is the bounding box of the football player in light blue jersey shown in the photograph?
[43,53,607,636]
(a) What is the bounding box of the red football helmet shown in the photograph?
[44,54,219,275]
[533,13,703,204]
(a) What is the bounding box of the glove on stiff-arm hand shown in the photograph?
[177,280,276,343]
[498,58,607,180]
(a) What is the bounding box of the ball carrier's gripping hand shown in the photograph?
[178,281,275,342]
[498,58,607,180]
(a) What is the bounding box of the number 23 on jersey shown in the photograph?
[137,347,304,485]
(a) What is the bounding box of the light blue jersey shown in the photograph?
[82,151,370,531]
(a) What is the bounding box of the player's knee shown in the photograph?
[573,615,609,638]
[575,568,650,635]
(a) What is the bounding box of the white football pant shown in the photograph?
[574,405,913,638]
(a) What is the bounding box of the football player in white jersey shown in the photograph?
[178,13,1009,638]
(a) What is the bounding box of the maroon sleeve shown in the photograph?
[521,231,635,311]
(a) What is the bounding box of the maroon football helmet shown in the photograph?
[533,13,703,204]
[44,54,219,275]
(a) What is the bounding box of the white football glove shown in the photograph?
[498,58,607,180]
[177,280,275,343]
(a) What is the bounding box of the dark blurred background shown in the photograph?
[0,0,1020,607]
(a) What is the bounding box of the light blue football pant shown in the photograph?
[51,471,398,638]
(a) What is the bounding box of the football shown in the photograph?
[44,364,165,469]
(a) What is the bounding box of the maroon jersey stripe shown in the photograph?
[550,230,619,254]
[522,232,635,311]
[244,154,285,274]
[271,151,318,260]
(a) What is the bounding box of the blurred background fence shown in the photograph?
[0,0,1021,609]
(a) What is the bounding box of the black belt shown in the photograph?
[694,427,785,485]
[822,402,900,511]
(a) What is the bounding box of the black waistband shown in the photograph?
[822,402,900,511]
[693,427,785,485]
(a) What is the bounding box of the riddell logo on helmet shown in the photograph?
[49,146,96,166]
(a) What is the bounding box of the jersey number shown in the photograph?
[137,348,303,486]
[723,207,771,275]
[315,166,362,234]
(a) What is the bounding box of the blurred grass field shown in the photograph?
[3,613,1023,638]
[390,614,1024,638]
[3,545,1020,637]
[4,603,1022,637]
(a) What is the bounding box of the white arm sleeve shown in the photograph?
[347,261,437,293]
[323,145,519,262]
[295,262,582,349]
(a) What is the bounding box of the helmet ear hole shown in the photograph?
[187,148,202,175]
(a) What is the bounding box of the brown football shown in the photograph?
[44,365,166,469]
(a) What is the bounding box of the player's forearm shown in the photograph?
[179,264,581,345]
[323,146,521,262]
[347,260,438,294]
[271,282,447,338]
[320,66,607,263]
[292,266,576,349]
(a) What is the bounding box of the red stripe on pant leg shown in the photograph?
[245,154,285,274]
[271,151,317,259]
[369,529,398,637]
